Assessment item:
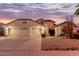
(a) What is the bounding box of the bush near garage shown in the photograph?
[72,33,79,39]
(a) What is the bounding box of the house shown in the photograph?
[55,21,77,37]
[4,19,44,38]
[3,18,78,38]
[36,19,56,36]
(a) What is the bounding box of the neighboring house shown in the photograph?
[55,21,77,36]
[74,25,79,33]
[73,15,79,33]
[4,19,44,38]
[36,19,56,36]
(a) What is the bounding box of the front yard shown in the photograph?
[42,37,79,50]
[0,37,79,55]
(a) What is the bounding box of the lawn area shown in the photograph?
[42,37,79,50]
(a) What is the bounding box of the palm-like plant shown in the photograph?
[74,8,79,15]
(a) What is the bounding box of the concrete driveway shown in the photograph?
[0,37,41,50]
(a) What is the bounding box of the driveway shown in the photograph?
[0,37,41,50]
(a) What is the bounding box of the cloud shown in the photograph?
[1,9,22,13]
[0,3,78,24]
[0,3,78,19]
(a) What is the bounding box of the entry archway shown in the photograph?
[49,28,55,36]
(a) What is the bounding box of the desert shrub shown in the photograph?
[60,33,65,36]
[41,34,46,37]
[72,33,79,39]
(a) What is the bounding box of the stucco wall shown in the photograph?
[4,20,42,38]
[55,26,62,36]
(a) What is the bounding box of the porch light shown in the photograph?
[41,27,45,34]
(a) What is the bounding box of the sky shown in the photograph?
[0,3,78,24]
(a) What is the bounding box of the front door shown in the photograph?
[49,28,55,36]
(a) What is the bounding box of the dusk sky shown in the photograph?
[0,3,78,24]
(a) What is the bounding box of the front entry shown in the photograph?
[49,28,55,36]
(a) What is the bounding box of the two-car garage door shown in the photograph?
[6,26,41,38]
[6,27,30,37]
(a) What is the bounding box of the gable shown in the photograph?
[5,19,43,27]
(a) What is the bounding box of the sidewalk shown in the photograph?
[0,51,79,56]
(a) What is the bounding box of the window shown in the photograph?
[8,28,11,34]
[20,28,27,30]
[23,22,27,24]
[32,28,36,30]
[77,30,79,33]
